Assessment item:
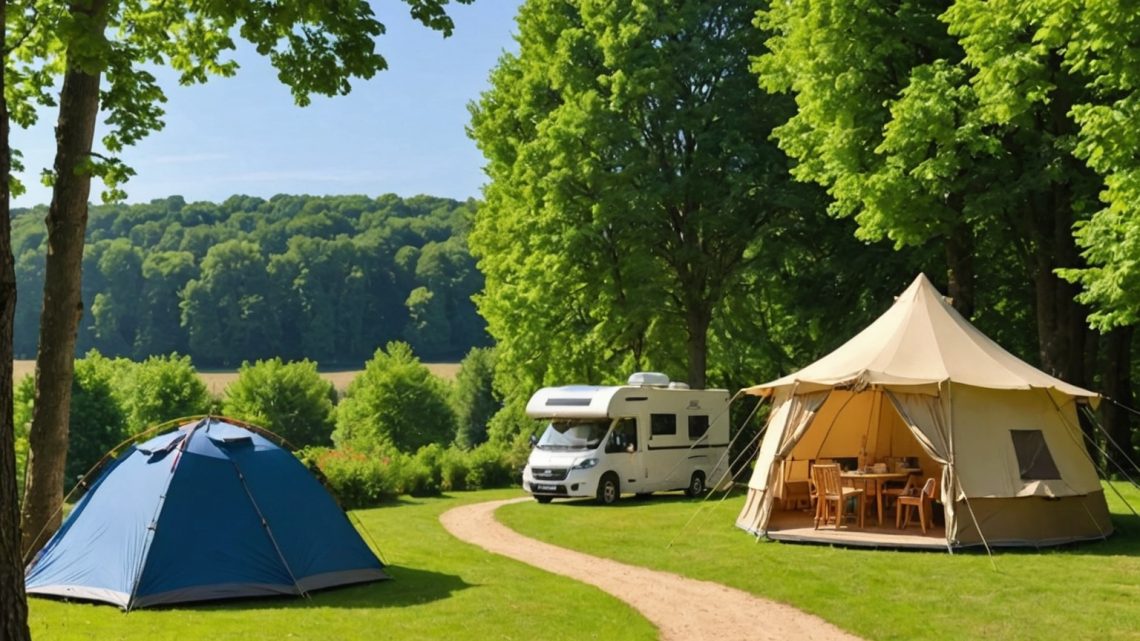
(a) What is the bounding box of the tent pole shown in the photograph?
[20,414,209,566]
[958,491,995,568]
[124,417,210,610]
[231,459,309,600]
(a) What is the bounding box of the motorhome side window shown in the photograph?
[606,418,638,453]
[651,413,676,436]
[688,415,709,441]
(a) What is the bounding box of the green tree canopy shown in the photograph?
[451,347,499,449]
[123,354,211,434]
[469,0,816,393]
[753,0,1104,388]
[180,239,276,366]
[334,342,456,453]
[10,194,487,364]
[222,358,337,448]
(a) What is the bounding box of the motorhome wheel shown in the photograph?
[596,473,620,505]
[685,471,706,497]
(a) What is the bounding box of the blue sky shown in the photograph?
[10,1,523,208]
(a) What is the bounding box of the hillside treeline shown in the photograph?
[10,194,489,365]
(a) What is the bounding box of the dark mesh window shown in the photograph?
[688,415,709,440]
[651,413,676,436]
[1010,430,1061,480]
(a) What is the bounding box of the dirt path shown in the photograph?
[440,498,863,641]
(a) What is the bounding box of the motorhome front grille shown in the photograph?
[530,467,569,481]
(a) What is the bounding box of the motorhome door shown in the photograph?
[605,418,645,491]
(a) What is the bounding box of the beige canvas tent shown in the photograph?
[736,274,1113,549]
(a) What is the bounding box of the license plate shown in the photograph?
[535,484,558,492]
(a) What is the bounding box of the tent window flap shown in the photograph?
[1010,430,1061,480]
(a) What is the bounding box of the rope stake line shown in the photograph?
[667,393,769,549]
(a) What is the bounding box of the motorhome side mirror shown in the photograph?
[529,433,538,448]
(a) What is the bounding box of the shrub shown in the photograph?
[66,352,131,484]
[14,375,33,497]
[465,441,516,489]
[334,342,457,453]
[299,447,396,509]
[14,353,135,493]
[125,354,211,434]
[439,446,471,491]
[223,358,336,447]
[451,347,499,449]
[395,452,440,497]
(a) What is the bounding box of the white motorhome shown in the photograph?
[522,372,731,504]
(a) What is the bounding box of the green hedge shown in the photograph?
[301,440,522,509]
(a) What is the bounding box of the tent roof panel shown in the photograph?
[746,274,1096,398]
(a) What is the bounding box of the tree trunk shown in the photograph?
[0,0,33,634]
[685,304,710,390]
[20,3,106,557]
[1032,195,1091,379]
[944,222,975,319]
[1030,187,1097,443]
[1102,327,1137,477]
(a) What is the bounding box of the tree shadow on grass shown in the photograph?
[172,565,472,613]
[1055,512,1140,557]
[934,512,1140,559]
[552,492,709,509]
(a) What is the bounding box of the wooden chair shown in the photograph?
[781,459,814,510]
[896,477,937,533]
[812,464,865,529]
[880,474,920,513]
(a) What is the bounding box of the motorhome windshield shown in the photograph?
[536,419,609,451]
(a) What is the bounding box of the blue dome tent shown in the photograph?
[25,417,387,610]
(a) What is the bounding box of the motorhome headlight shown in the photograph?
[572,458,598,470]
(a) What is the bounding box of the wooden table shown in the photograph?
[839,471,910,526]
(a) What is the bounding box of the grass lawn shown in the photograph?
[29,489,656,641]
[498,483,1140,641]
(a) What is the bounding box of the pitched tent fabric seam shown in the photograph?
[126,425,193,608]
[24,416,388,610]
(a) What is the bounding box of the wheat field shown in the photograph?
[11,360,461,395]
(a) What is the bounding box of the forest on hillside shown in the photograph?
[9,193,489,366]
